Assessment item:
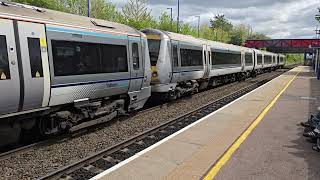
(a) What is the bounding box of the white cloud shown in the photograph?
[109,0,320,38]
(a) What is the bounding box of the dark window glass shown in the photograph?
[148,39,160,66]
[132,43,139,70]
[245,53,253,66]
[264,55,272,64]
[100,44,128,73]
[52,40,128,76]
[180,49,202,66]
[172,45,178,67]
[257,54,263,65]
[28,38,43,78]
[0,35,10,80]
[212,52,241,66]
[52,40,100,76]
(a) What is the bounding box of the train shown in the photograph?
[0,2,285,147]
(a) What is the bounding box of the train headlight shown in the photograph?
[152,72,158,77]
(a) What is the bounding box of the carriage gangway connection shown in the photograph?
[88,66,320,180]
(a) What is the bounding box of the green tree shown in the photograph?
[199,24,215,40]
[121,0,156,29]
[157,12,175,32]
[10,0,63,10]
[210,15,233,42]
[58,0,87,16]
[229,24,250,45]
[90,0,122,21]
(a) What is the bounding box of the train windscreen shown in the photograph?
[147,39,160,66]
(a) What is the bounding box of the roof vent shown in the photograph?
[91,19,115,29]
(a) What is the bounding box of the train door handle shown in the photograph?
[11,61,16,65]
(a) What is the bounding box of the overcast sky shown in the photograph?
[111,0,320,39]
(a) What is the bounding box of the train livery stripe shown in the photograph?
[46,26,128,40]
[51,77,144,88]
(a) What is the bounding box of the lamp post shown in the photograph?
[87,0,91,17]
[176,0,180,33]
[195,15,200,37]
[167,8,173,32]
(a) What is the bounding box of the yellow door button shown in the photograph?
[0,72,7,80]
[35,71,41,78]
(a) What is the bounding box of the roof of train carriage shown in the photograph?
[0,1,141,37]
[164,31,208,46]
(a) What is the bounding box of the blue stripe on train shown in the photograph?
[51,77,144,88]
[46,26,129,40]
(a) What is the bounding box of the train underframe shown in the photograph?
[0,95,130,147]
[162,72,247,101]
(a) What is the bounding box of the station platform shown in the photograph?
[93,66,320,180]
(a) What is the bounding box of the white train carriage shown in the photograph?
[0,2,151,144]
[142,29,254,99]
[142,29,208,99]
[208,41,243,77]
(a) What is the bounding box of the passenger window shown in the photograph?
[27,38,43,78]
[132,43,139,70]
[180,48,202,66]
[257,54,263,65]
[100,44,128,73]
[0,35,10,80]
[245,53,253,66]
[172,45,178,67]
[52,40,128,76]
[212,52,241,66]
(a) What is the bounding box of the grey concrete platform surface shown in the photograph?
[215,67,320,180]
[93,66,317,180]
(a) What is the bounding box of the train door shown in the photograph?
[171,40,179,82]
[128,37,144,92]
[17,21,50,110]
[203,45,211,78]
[0,19,20,115]
[241,51,245,72]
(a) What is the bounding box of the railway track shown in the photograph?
[39,72,283,180]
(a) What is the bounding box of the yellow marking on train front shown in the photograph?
[146,34,161,40]
[203,70,300,180]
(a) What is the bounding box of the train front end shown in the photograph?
[142,29,174,93]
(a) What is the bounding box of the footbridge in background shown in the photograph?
[244,39,320,53]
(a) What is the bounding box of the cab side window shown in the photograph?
[172,45,178,67]
[0,35,10,80]
[132,43,140,70]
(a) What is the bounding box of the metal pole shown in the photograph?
[196,16,200,37]
[177,0,180,33]
[88,0,91,17]
[167,8,173,32]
